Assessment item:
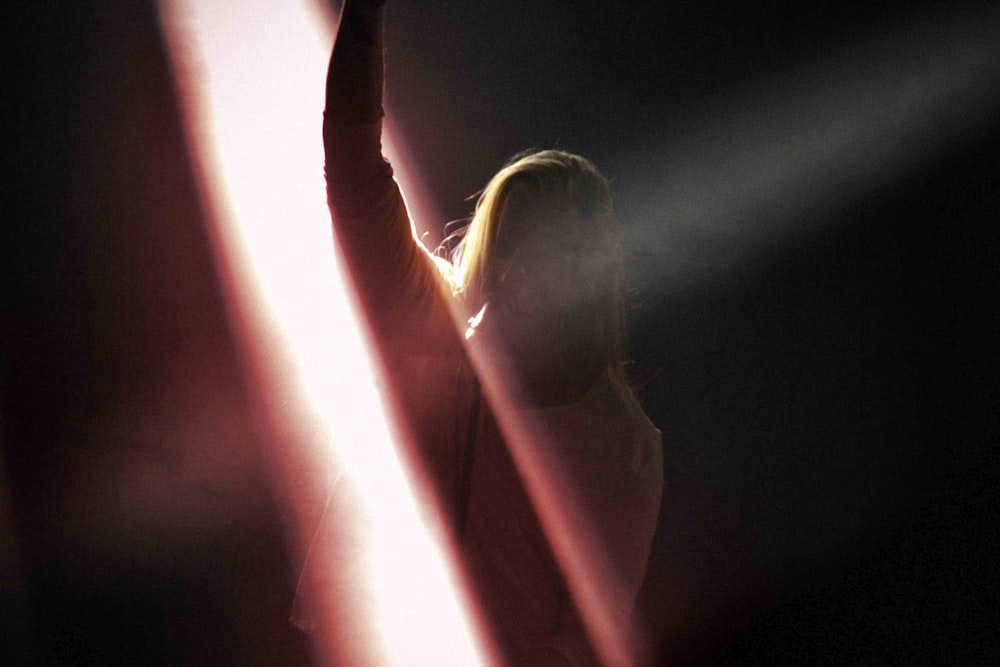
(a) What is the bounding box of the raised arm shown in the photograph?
[325,0,405,318]
[324,0,458,341]
[323,0,471,531]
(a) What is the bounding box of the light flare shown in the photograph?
[619,6,1000,289]
[156,1,483,665]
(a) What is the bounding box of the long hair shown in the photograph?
[448,149,632,395]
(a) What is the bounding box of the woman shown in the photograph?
[321,1,663,663]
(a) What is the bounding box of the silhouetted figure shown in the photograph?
[313,1,663,663]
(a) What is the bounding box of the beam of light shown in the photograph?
[461,347,647,667]
[618,5,1000,291]
[155,1,484,665]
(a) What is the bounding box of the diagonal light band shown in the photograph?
[156,1,485,664]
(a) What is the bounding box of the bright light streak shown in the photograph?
[156,1,483,664]
[463,353,643,667]
[621,6,1000,290]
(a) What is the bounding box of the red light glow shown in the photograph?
[156,1,486,664]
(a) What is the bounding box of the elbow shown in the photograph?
[322,116,391,196]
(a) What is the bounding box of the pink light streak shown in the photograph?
[155,1,486,664]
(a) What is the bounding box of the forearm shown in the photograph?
[324,0,398,257]
[324,0,389,201]
[326,0,385,124]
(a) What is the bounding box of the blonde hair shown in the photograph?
[448,149,631,394]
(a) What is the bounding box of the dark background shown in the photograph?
[4,1,998,664]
